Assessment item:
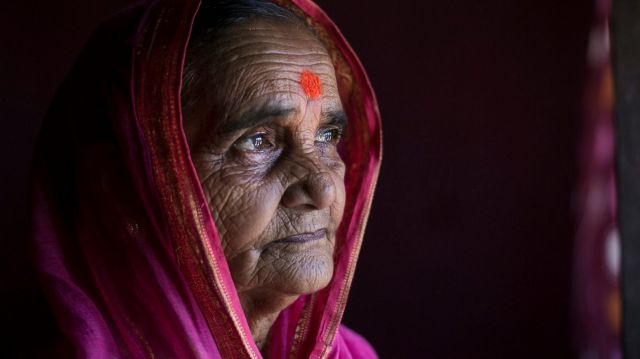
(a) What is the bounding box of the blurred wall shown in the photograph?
[317,1,591,358]
[0,0,592,357]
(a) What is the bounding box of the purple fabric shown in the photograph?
[573,0,620,357]
[31,0,381,358]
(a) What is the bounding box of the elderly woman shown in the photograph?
[31,0,380,357]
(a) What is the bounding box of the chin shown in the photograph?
[276,249,335,296]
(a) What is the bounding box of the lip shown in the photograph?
[274,229,327,244]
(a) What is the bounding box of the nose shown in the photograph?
[280,165,336,210]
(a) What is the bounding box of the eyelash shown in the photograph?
[315,127,343,144]
[233,132,274,152]
[233,127,343,153]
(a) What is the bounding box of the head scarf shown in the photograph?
[31,0,381,358]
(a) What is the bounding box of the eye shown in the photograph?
[234,133,274,152]
[315,128,342,144]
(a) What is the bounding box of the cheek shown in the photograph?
[326,155,347,229]
[196,159,284,256]
[330,172,346,228]
[194,149,346,254]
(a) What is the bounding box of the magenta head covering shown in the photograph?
[31,0,381,357]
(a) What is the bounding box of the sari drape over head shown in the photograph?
[31,0,381,358]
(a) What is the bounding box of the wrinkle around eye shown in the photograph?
[191,152,226,172]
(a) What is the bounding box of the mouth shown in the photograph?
[274,228,327,244]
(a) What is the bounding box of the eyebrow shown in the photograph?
[323,110,348,130]
[219,104,296,135]
[218,104,348,136]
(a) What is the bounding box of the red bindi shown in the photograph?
[299,70,323,100]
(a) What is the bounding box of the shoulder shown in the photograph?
[329,325,378,359]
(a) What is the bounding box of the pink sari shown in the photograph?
[31,0,381,358]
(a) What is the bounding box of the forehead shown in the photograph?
[207,19,341,111]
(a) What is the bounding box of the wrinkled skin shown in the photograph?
[182,19,346,349]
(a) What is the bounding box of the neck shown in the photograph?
[248,311,279,350]
[239,291,299,350]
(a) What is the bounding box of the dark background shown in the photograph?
[1,0,592,357]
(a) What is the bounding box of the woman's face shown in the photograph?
[183,19,346,300]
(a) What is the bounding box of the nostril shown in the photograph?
[281,183,307,209]
[304,173,335,210]
[280,172,336,210]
